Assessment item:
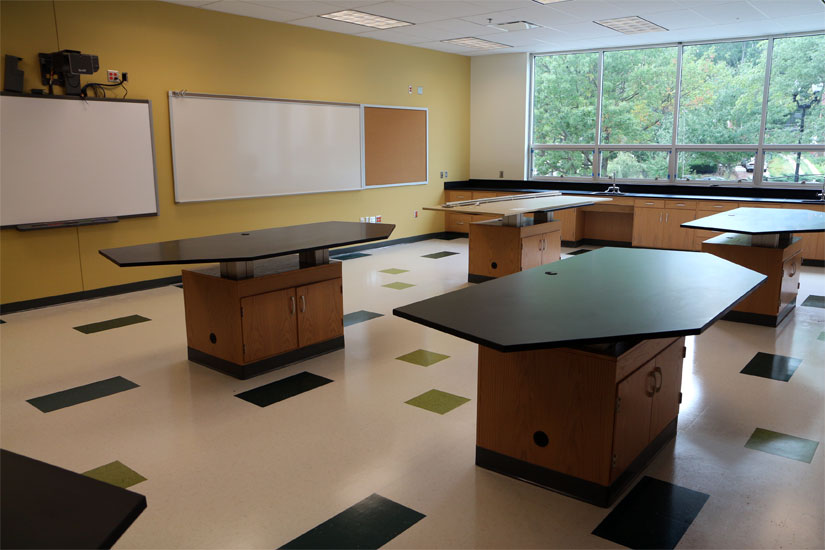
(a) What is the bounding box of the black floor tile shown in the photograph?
[280,493,425,549]
[438,233,464,240]
[343,310,383,327]
[172,283,183,289]
[0,319,5,324]
[27,376,140,413]
[332,252,371,260]
[422,251,459,259]
[592,476,709,550]
[235,371,332,407]
[73,314,151,334]
[568,249,591,255]
[740,352,801,382]
[801,294,825,308]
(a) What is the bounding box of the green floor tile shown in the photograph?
[380,268,409,275]
[83,461,146,489]
[405,389,470,415]
[74,314,151,334]
[396,349,449,367]
[383,282,415,290]
[745,428,819,463]
[818,331,825,341]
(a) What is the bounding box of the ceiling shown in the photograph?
[164,0,825,55]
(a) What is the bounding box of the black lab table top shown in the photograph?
[394,248,766,352]
[99,221,395,266]
[682,207,825,234]
[0,449,147,549]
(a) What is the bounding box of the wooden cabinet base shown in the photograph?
[187,337,344,380]
[476,418,677,508]
[468,220,561,282]
[182,259,344,379]
[475,337,684,507]
[701,234,802,327]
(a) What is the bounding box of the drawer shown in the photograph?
[604,197,635,206]
[472,191,498,200]
[744,202,784,209]
[665,200,697,210]
[445,212,472,232]
[445,190,471,202]
[634,199,665,209]
[697,201,738,212]
[784,203,825,212]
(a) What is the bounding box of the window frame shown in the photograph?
[528,31,825,189]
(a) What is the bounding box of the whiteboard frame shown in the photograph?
[169,91,365,203]
[0,93,159,228]
[361,103,429,190]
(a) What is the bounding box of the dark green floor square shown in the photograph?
[740,352,801,382]
[380,268,409,274]
[333,252,370,261]
[819,331,825,341]
[745,428,819,463]
[343,310,383,327]
[73,315,151,334]
[396,349,449,367]
[383,282,415,290]
[422,251,459,259]
[801,295,825,308]
[405,389,470,415]
[27,376,139,413]
[83,460,146,489]
[236,371,332,407]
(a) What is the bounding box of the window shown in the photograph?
[529,32,825,187]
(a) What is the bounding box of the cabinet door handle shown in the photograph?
[300,295,306,313]
[290,296,296,315]
[665,212,669,223]
[653,366,663,392]
[790,262,796,277]
[713,205,724,209]
[645,202,655,205]
[646,372,656,397]
[659,212,663,223]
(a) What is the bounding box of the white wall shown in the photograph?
[469,53,529,180]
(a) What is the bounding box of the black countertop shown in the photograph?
[445,179,825,205]
[394,248,765,352]
[100,221,395,267]
[1,449,147,549]
[683,207,825,234]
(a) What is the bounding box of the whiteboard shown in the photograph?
[0,95,158,227]
[169,93,363,202]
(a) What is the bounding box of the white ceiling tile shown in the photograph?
[410,39,482,53]
[488,29,553,45]
[419,18,505,36]
[356,27,434,43]
[350,1,447,23]
[244,1,348,16]
[466,0,541,10]
[204,1,307,21]
[462,4,586,26]
[770,14,825,32]
[689,1,768,24]
[162,0,219,6]
[558,20,624,37]
[547,0,642,19]
[641,8,714,30]
[747,0,825,18]
[396,0,495,18]
[604,0,683,13]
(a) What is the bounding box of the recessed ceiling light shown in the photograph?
[493,21,541,32]
[532,0,570,4]
[319,10,412,30]
[594,16,668,34]
[442,37,512,50]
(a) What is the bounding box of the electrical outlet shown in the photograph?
[439,171,444,178]
[417,86,423,95]
[107,69,120,82]
[360,217,366,223]
[499,170,504,178]
[444,170,448,178]
[369,216,376,223]
[414,210,418,218]
[376,215,382,222]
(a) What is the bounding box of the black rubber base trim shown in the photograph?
[476,418,677,508]
[331,232,457,255]
[802,259,824,267]
[468,273,495,284]
[0,275,182,315]
[723,302,794,327]
[188,336,345,380]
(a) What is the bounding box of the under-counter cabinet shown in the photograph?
[632,199,701,250]
[183,261,343,379]
[468,220,561,281]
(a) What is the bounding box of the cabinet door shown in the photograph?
[445,213,471,232]
[632,208,664,248]
[297,278,343,347]
[541,231,561,264]
[780,251,802,310]
[241,288,298,362]
[611,361,655,482]
[784,204,825,261]
[649,340,684,440]
[520,234,544,270]
[662,209,697,250]
[554,208,579,242]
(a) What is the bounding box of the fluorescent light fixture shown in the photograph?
[532,0,570,4]
[594,16,668,34]
[493,21,540,32]
[319,10,412,30]
[442,37,511,50]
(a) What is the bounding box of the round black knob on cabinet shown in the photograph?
[209,333,217,344]
[533,431,549,447]
[491,262,498,269]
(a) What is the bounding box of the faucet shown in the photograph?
[818,180,825,201]
[604,173,621,194]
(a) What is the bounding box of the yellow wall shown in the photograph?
[0,0,470,304]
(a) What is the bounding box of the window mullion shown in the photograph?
[594,50,604,182]
[754,38,774,186]
[671,44,683,182]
